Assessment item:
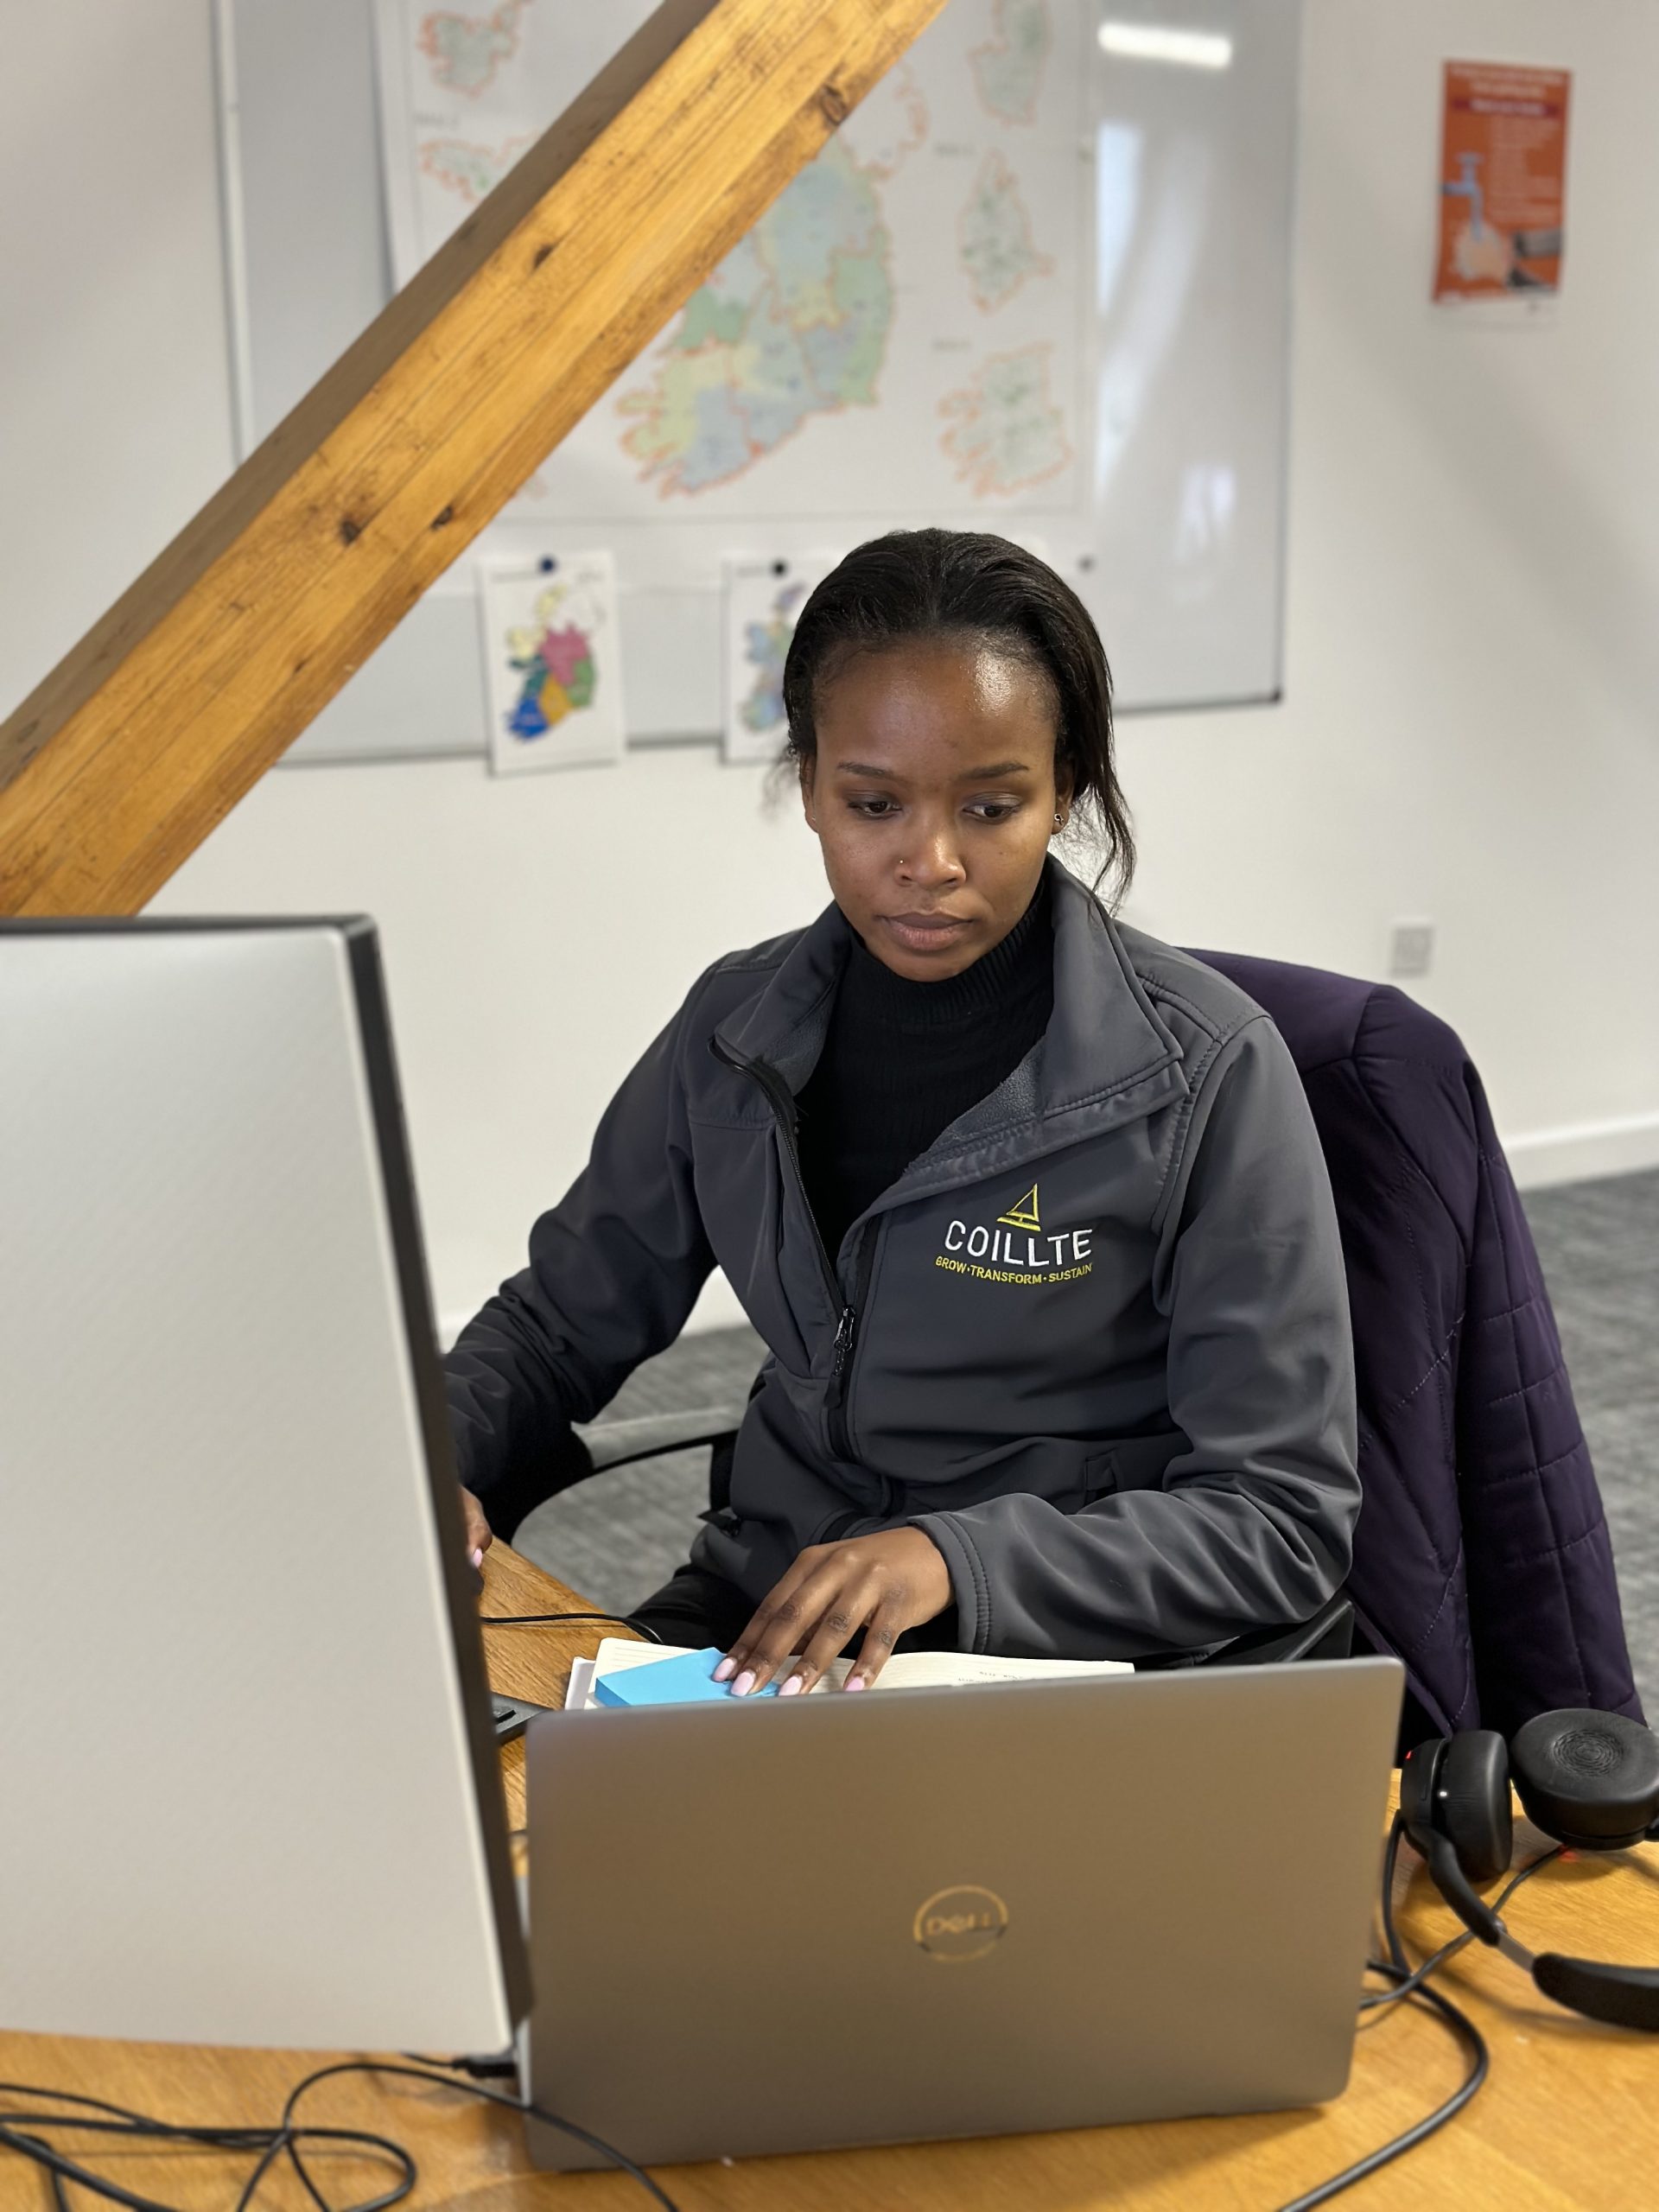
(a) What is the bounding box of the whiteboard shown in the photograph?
[217,0,1300,764]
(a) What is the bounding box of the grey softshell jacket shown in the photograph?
[446,861,1360,1661]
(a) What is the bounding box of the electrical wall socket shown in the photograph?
[1388,918,1436,979]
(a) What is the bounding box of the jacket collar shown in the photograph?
[712,861,1187,1186]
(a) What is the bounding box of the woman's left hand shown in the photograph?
[715,1528,952,1697]
[460,1486,493,1567]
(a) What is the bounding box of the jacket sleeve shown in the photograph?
[914,1016,1361,1659]
[444,984,717,1539]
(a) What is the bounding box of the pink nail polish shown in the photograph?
[470,1548,484,1569]
[845,1675,867,1692]
[712,1657,735,1682]
[779,1676,803,1698]
[732,1670,756,1698]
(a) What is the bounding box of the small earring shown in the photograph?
[1053,811,1065,829]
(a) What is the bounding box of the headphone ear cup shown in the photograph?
[1510,1709,1659,1850]
[1437,1730,1512,1885]
[1398,1736,1447,1854]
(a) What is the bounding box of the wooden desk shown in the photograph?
[4,1543,1656,2208]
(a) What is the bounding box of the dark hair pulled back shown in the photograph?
[782,528,1134,902]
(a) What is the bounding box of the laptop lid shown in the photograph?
[525,1656,1402,2167]
[0,918,527,2049]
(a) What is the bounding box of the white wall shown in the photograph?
[4,0,1658,1340]
[1121,0,1659,1192]
[0,4,235,696]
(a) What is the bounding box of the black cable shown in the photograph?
[0,2088,414,2212]
[1361,1841,1561,2013]
[1274,1818,1561,2208]
[0,2080,276,2145]
[0,2060,677,2212]
[1381,1809,1414,1975]
[1378,1812,1409,1972]
[242,2123,414,2212]
[400,2048,518,2080]
[279,2063,682,2210]
[478,1609,663,1642]
[1273,1968,1489,2212]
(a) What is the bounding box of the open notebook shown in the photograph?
[563,1637,1130,1712]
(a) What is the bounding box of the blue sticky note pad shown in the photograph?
[592,1647,779,1708]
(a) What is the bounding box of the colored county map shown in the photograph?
[503,578,598,741]
[617,139,893,498]
[970,0,1052,124]
[959,152,1051,310]
[939,345,1071,496]
[419,132,531,203]
[416,3,526,96]
[740,580,810,738]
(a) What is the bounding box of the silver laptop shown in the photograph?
[524,1656,1402,2167]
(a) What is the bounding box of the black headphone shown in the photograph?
[1400,1707,1659,2031]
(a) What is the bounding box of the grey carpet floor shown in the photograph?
[1522,1168,1659,1713]
[516,1167,1659,1710]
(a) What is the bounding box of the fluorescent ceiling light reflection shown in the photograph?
[1097,22,1233,69]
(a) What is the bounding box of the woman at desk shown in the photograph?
[446,530,1359,1696]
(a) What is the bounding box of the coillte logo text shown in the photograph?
[935,1184,1093,1287]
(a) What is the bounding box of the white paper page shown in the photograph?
[562,1656,595,1713]
[873,1649,1131,1688]
[579,1637,1129,1710]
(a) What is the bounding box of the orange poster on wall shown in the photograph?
[1435,60,1571,301]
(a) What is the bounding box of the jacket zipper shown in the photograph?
[711,1039,867,1463]
[829,1221,880,1467]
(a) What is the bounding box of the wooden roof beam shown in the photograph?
[0,0,947,915]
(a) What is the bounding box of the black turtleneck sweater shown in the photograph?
[796,882,1053,1261]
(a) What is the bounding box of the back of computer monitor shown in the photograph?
[0,918,527,2050]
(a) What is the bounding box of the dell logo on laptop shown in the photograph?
[912,1885,1009,1963]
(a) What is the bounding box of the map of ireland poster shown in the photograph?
[721,552,839,766]
[373,0,1081,526]
[478,551,624,777]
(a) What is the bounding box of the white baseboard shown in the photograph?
[1503,1110,1659,1192]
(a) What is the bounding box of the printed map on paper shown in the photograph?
[375,0,1083,520]
[738,578,810,739]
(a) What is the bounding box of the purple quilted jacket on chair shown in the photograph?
[1191,950,1642,1741]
